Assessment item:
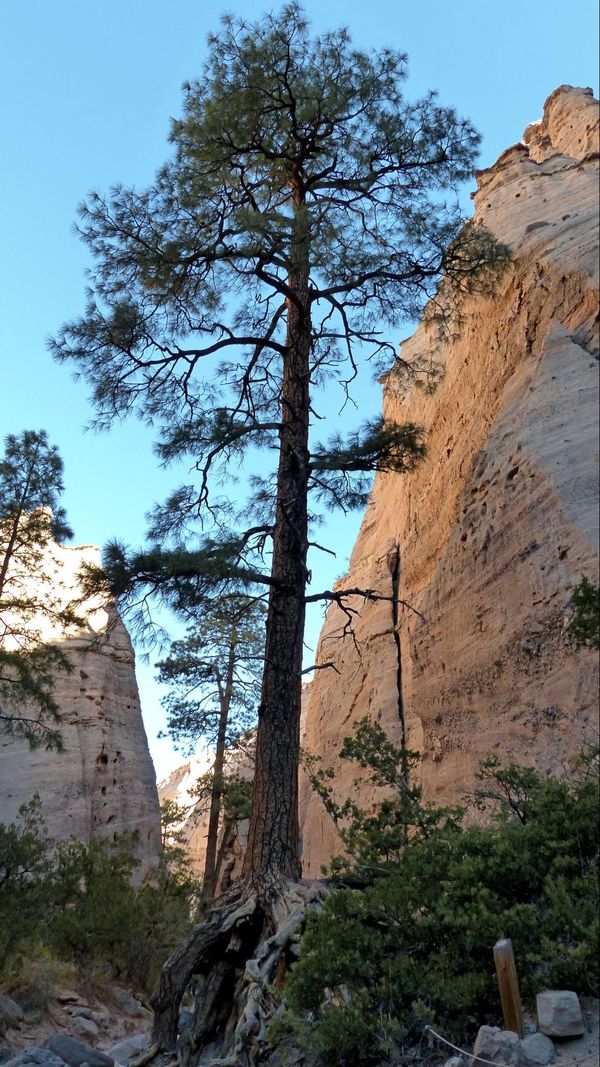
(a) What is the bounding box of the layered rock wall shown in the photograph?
[0,540,162,873]
[300,86,599,876]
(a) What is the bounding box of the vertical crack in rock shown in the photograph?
[387,541,406,751]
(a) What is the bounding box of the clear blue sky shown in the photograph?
[1,0,598,777]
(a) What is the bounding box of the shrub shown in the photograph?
[126,835,200,990]
[568,575,600,649]
[283,724,599,1065]
[5,944,77,1011]
[46,829,198,992]
[0,795,50,970]
[0,801,198,995]
[47,834,146,973]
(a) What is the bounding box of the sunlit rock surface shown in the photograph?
[299,86,599,876]
[158,739,255,888]
[0,539,161,873]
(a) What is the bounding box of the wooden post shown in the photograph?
[493,938,524,1036]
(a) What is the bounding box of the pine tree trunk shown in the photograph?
[212,815,236,893]
[203,703,228,898]
[242,183,311,891]
[203,648,235,898]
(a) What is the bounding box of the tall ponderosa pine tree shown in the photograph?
[158,596,264,898]
[0,430,75,749]
[52,6,505,1055]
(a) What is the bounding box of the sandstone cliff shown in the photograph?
[158,753,216,875]
[299,86,600,876]
[0,539,162,872]
[158,738,255,886]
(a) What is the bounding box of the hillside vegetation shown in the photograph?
[278,723,599,1065]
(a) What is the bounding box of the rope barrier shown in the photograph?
[424,1023,597,1067]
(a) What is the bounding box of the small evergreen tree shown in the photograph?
[283,727,599,1065]
[0,430,76,749]
[158,596,264,897]
[0,795,51,970]
[303,718,461,876]
[159,797,190,853]
[568,576,600,650]
[188,770,254,897]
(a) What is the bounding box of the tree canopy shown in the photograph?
[52,4,498,548]
[158,596,264,755]
[0,430,76,749]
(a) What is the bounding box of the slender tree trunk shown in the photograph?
[212,816,237,892]
[242,181,311,891]
[0,494,30,597]
[0,517,20,598]
[203,644,235,898]
[203,716,227,898]
[0,445,39,598]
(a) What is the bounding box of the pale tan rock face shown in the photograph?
[299,86,599,877]
[157,753,215,875]
[0,540,162,874]
[158,739,255,887]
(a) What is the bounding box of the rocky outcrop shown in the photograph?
[157,753,215,875]
[300,86,599,876]
[0,540,161,873]
[158,738,255,887]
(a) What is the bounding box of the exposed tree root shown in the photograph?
[148,878,328,1067]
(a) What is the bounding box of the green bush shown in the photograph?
[0,795,51,971]
[568,575,600,649]
[283,725,599,1066]
[126,828,200,990]
[0,800,198,994]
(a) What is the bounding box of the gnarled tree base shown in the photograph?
[147,879,327,1067]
